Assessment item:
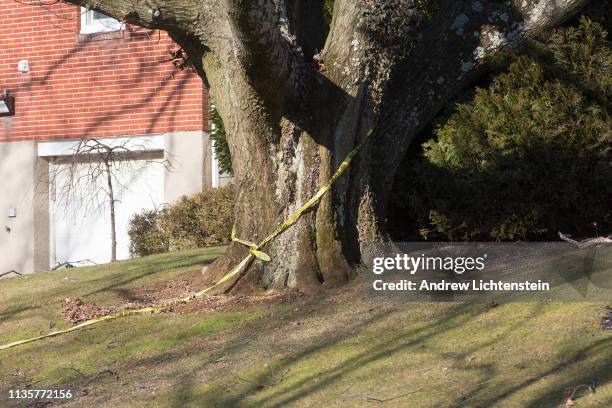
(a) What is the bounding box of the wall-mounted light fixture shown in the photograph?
[0,89,15,117]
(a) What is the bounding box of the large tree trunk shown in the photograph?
[200,0,590,292]
[201,56,362,292]
[62,0,590,291]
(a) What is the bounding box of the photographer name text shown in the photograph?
[372,279,550,292]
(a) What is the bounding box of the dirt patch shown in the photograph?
[171,290,304,314]
[60,267,366,327]
[60,270,308,325]
[116,268,306,315]
[61,298,113,324]
[137,270,209,305]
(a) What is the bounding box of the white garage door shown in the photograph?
[50,156,165,267]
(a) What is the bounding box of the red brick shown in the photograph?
[0,1,208,142]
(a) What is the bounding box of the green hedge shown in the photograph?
[391,18,611,241]
[210,105,233,175]
[129,184,235,257]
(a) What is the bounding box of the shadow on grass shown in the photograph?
[80,255,217,299]
[190,302,611,407]
[0,248,223,325]
[36,292,602,408]
[1,289,610,408]
[1,246,605,407]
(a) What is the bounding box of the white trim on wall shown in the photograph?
[48,159,56,270]
[37,135,165,157]
[211,139,220,188]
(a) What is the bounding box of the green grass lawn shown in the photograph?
[0,248,611,407]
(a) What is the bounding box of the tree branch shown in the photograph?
[57,0,205,35]
[222,0,302,110]
[320,0,364,94]
[57,0,304,111]
[371,0,592,189]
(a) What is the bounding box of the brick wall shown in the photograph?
[0,1,207,142]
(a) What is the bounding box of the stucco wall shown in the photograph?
[33,157,50,272]
[1,132,218,275]
[0,140,48,276]
[164,131,210,204]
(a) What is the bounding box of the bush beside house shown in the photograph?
[129,184,235,257]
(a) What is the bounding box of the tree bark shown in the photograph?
[59,0,591,291]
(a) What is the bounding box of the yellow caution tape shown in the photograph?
[232,225,271,262]
[0,129,374,352]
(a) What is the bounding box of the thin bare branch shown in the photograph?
[48,136,171,262]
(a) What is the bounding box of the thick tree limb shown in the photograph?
[223,0,298,110]
[56,0,590,112]
[56,0,302,109]
[61,0,206,36]
[371,0,593,191]
[320,0,364,94]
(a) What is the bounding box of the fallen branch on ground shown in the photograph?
[558,232,612,248]
[81,369,119,388]
[362,387,423,403]
[0,270,21,278]
[345,384,424,404]
[52,259,98,270]
[564,381,596,406]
